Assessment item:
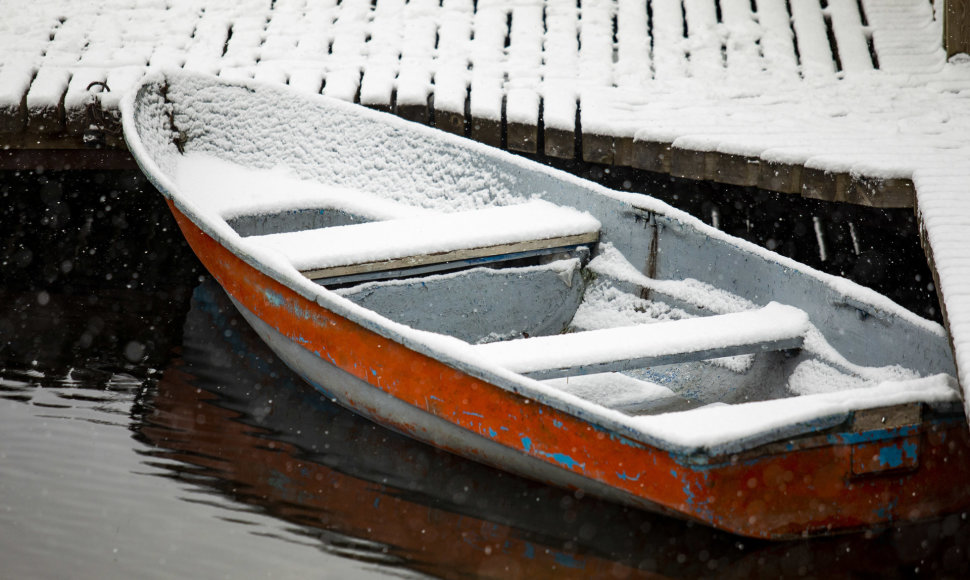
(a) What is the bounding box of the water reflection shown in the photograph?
[137,281,970,577]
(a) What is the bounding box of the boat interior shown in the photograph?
[226,194,953,422]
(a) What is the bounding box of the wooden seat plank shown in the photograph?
[472,303,810,379]
[249,200,600,282]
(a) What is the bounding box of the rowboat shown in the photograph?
[122,71,970,539]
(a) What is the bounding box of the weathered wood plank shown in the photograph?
[615,0,651,88]
[469,0,507,148]
[396,0,438,124]
[505,2,542,153]
[434,0,473,136]
[828,0,876,73]
[0,65,34,135]
[541,0,578,158]
[757,0,801,78]
[472,303,809,380]
[631,139,673,174]
[583,131,615,165]
[945,0,970,58]
[652,0,689,79]
[614,136,636,168]
[578,0,616,164]
[302,232,599,281]
[843,176,915,208]
[358,0,404,110]
[759,160,804,195]
[713,152,761,187]
[670,146,714,181]
[720,0,764,77]
[25,68,71,136]
[683,0,723,79]
[323,0,371,102]
[789,0,838,77]
[801,167,842,202]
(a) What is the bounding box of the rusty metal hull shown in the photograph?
[168,203,970,539]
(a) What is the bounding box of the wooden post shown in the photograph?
[946,0,970,57]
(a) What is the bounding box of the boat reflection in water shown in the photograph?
[138,280,970,578]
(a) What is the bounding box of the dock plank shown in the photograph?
[757,0,801,78]
[651,0,689,79]
[683,0,724,80]
[359,0,404,110]
[828,0,877,73]
[25,68,70,136]
[542,0,579,158]
[720,0,764,77]
[469,0,506,148]
[578,0,617,164]
[0,65,34,135]
[790,0,838,77]
[505,1,543,153]
[0,0,959,215]
[434,0,474,135]
[396,0,438,124]
[324,0,371,102]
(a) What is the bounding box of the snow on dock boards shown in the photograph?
[472,303,809,380]
[0,0,932,195]
[0,0,958,210]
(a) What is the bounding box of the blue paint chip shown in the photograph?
[521,437,532,452]
[902,440,919,460]
[522,542,535,559]
[553,552,585,570]
[879,445,905,468]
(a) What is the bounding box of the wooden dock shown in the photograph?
[0,0,956,208]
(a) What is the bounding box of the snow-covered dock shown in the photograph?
[3,0,970,409]
[0,0,962,205]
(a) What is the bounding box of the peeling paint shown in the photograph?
[536,450,586,472]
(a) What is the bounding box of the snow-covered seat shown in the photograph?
[472,303,810,379]
[247,200,601,284]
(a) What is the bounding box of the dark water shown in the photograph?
[1,171,968,578]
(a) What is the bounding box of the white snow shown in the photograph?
[248,200,600,272]
[632,374,959,448]
[471,302,809,375]
[175,153,431,221]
